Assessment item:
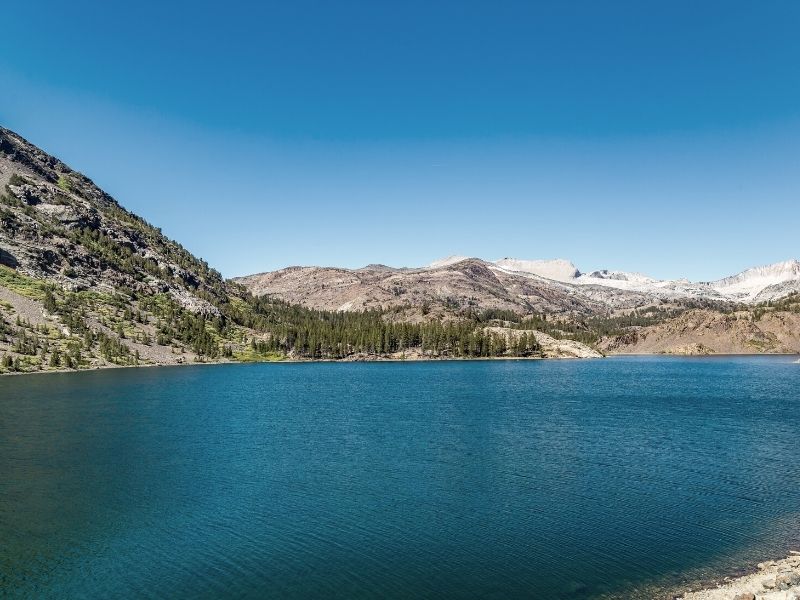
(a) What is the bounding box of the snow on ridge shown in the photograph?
[578,270,656,285]
[427,255,471,268]
[574,260,800,302]
[425,255,800,303]
[492,258,581,282]
[710,259,800,297]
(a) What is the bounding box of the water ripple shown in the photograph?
[1,357,799,599]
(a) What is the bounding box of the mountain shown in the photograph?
[1,126,601,372]
[492,258,582,282]
[233,259,625,318]
[236,257,800,356]
[709,259,800,302]
[597,306,800,355]
[238,256,800,316]
[0,126,227,314]
[0,125,243,370]
[491,257,800,303]
[2,124,797,372]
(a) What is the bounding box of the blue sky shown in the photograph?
[1,1,799,280]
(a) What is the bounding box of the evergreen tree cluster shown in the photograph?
[227,296,541,359]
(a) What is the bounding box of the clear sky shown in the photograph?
[1,1,799,280]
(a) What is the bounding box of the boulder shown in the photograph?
[0,248,18,268]
[775,571,800,589]
[764,577,777,589]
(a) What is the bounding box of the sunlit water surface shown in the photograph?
[1,357,799,599]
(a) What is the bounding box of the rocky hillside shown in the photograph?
[237,256,800,318]
[0,125,246,372]
[233,259,671,320]
[599,300,800,355]
[236,257,800,357]
[0,126,226,314]
[1,125,599,373]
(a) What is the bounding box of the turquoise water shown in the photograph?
[1,357,799,599]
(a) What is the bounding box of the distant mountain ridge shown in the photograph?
[488,256,800,303]
[236,257,800,356]
[236,256,800,316]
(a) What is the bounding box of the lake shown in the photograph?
[1,357,799,599]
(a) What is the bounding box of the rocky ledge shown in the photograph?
[681,552,800,600]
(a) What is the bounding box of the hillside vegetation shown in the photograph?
[2,125,798,373]
[598,294,800,355]
[1,126,597,374]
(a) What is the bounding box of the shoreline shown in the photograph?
[677,552,800,599]
[606,351,800,357]
[2,351,800,378]
[3,354,800,600]
[0,353,583,378]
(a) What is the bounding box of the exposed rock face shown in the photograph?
[237,255,800,318]
[0,125,244,373]
[665,342,715,356]
[599,309,800,355]
[532,331,603,359]
[482,326,603,359]
[713,260,800,302]
[236,259,800,358]
[234,258,657,319]
[0,126,223,315]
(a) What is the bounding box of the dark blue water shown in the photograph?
[1,357,800,599]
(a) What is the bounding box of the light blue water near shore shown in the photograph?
[1,357,800,599]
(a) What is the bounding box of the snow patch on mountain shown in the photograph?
[493,258,581,282]
[574,260,800,302]
[429,255,800,304]
[581,270,655,284]
[427,255,471,268]
[709,259,800,301]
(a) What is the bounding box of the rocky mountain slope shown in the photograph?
[0,125,243,371]
[0,128,227,314]
[233,259,639,318]
[237,256,800,318]
[598,299,800,355]
[493,257,800,303]
[1,126,599,373]
[236,258,800,357]
[233,259,678,320]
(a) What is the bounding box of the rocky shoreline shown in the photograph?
[0,351,604,377]
[680,552,800,600]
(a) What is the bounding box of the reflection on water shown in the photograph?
[1,357,799,599]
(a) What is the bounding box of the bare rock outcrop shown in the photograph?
[1,126,223,315]
[483,326,602,359]
[598,309,800,355]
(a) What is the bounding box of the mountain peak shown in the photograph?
[710,259,800,301]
